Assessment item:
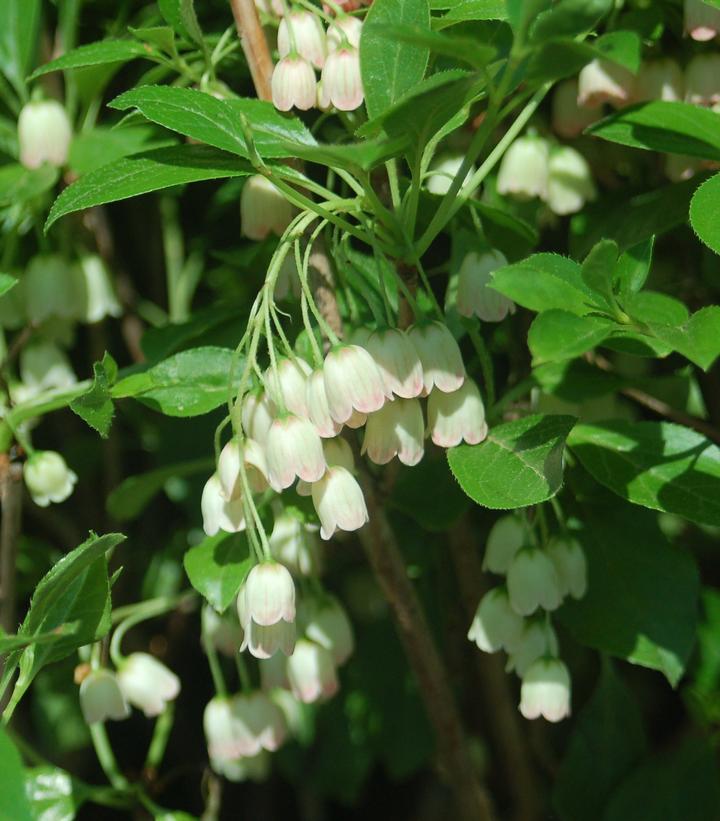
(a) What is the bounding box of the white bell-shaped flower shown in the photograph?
[327,16,362,50]
[286,638,339,703]
[79,669,130,724]
[467,587,525,653]
[483,515,526,575]
[18,100,72,169]
[272,56,317,111]
[116,653,180,718]
[278,11,327,68]
[75,255,122,323]
[303,596,355,666]
[408,321,466,394]
[25,255,82,322]
[241,175,295,240]
[366,328,424,399]
[633,59,684,103]
[307,368,343,437]
[685,0,720,40]
[266,413,326,490]
[685,54,720,106]
[506,619,559,677]
[545,146,597,216]
[19,340,76,395]
[311,465,369,540]
[362,397,425,466]
[577,58,635,109]
[497,135,550,201]
[202,606,243,657]
[239,390,275,446]
[218,437,269,498]
[546,535,588,600]
[456,250,515,322]
[507,547,564,616]
[319,47,364,111]
[296,436,354,496]
[426,155,476,197]
[240,616,297,659]
[519,658,571,723]
[241,561,296,627]
[201,473,246,536]
[24,450,78,507]
[427,378,487,447]
[323,344,388,423]
[213,750,271,783]
[269,505,320,576]
[551,78,600,138]
[264,357,312,418]
[233,691,288,754]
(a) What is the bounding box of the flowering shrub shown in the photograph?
[2,0,720,818]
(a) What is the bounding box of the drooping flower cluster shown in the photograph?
[467,515,588,722]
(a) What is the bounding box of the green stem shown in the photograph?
[90,723,129,791]
[465,322,495,408]
[144,703,175,772]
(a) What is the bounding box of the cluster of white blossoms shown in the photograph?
[271,9,364,112]
[467,515,588,722]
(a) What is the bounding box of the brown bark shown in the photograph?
[228,0,274,102]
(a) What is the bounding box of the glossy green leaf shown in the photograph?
[0,727,32,821]
[526,31,641,85]
[0,0,40,97]
[0,625,78,654]
[70,355,115,438]
[360,0,431,119]
[569,421,720,526]
[0,163,59,206]
[528,310,613,364]
[581,239,618,306]
[112,346,240,417]
[614,237,654,298]
[158,0,203,43]
[689,172,720,255]
[432,0,505,16]
[647,306,720,371]
[588,101,720,161]
[25,767,88,821]
[68,125,174,175]
[506,0,551,44]
[373,25,495,69]
[28,40,158,80]
[531,0,613,42]
[46,145,251,231]
[184,532,252,613]
[448,414,576,509]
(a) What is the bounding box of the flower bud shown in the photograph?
[241,175,295,240]
[201,473,246,536]
[327,16,363,49]
[79,669,130,724]
[362,397,425,466]
[408,321,466,394]
[278,11,327,68]
[19,341,76,395]
[506,547,563,616]
[366,328,424,399]
[75,255,122,323]
[546,535,587,600]
[241,561,296,627]
[304,596,355,665]
[266,414,326,490]
[633,59,684,103]
[497,135,549,201]
[323,344,388,423]
[426,155,476,197]
[239,390,275,446]
[218,437,269,498]
[272,56,317,111]
[18,100,72,169]
[577,59,635,108]
[685,54,720,106]
[519,658,571,722]
[319,47,364,111]
[269,506,320,577]
[551,78,600,138]
[117,653,180,717]
[427,378,487,448]
[467,587,525,653]
[24,450,78,507]
[311,465,369,540]
[456,250,515,322]
[286,638,339,703]
[685,0,720,40]
[506,619,559,677]
[306,368,343,437]
[545,146,597,216]
[483,515,526,575]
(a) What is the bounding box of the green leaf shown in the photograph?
[690,172,720,256]
[0,273,17,298]
[372,25,495,69]
[528,310,613,364]
[28,40,158,80]
[46,145,251,231]
[110,86,316,160]
[614,236,654,299]
[0,163,59,207]
[360,0,431,119]
[448,414,576,509]
[68,125,174,175]
[647,306,720,371]
[581,238,618,306]
[25,767,88,821]
[112,346,241,417]
[184,532,252,613]
[107,458,212,521]
[70,356,115,438]
[0,727,32,821]
[558,497,699,684]
[531,0,613,43]
[433,0,506,17]
[553,661,647,821]
[491,253,595,315]
[569,421,720,527]
[588,101,720,162]
[158,0,203,43]
[0,0,40,98]
[0,625,78,654]
[506,0,551,44]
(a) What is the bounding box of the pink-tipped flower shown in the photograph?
[323,344,388,423]
[427,378,487,447]
[551,78,600,138]
[304,596,355,666]
[201,474,246,536]
[456,250,515,322]
[633,59,684,103]
[278,11,327,69]
[507,547,563,616]
[296,436,354,497]
[268,504,320,576]
[231,692,288,753]
[362,398,425,466]
[506,620,559,677]
[116,653,180,718]
[18,100,72,169]
[366,328,424,399]
[311,466,369,540]
[577,59,635,109]
[346,409,367,428]
[497,135,550,201]
[218,438,269,498]
[319,47,364,111]
[286,638,339,703]
[519,658,571,723]
[327,16,363,49]
[685,0,720,41]
[307,369,343,437]
[240,617,296,659]
[238,390,275,446]
[545,146,597,216]
[240,561,296,627]
[272,56,317,111]
[467,587,525,653]
[408,321,466,394]
[264,357,312,418]
[241,175,294,240]
[266,414,326,490]
[685,54,720,106]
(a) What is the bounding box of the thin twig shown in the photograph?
[228,0,274,101]
[0,457,23,711]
